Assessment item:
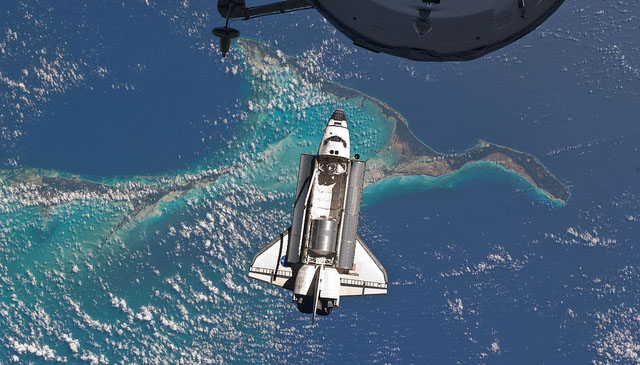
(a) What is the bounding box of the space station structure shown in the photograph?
[213,0,565,61]
[248,109,387,322]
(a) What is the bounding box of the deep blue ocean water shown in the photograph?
[1,0,639,363]
[274,130,640,362]
[3,1,240,176]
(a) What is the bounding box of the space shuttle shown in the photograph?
[248,109,387,322]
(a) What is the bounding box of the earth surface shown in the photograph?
[1,0,639,363]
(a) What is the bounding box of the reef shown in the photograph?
[241,40,569,204]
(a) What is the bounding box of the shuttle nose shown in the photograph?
[330,109,346,122]
[320,109,351,158]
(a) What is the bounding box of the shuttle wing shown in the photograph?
[248,228,295,290]
[339,236,388,296]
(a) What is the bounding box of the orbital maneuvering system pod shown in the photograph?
[248,110,388,323]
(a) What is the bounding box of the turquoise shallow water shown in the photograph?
[0,39,566,363]
[3,0,640,362]
[363,161,565,207]
[3,0,640,361]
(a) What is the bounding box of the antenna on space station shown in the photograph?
[212,0,313,58]
[212,1,240,58]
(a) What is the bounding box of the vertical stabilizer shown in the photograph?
[311,266,322,324]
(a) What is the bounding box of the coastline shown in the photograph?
[240,40,569,205]
[0,38,571,253]
[362,160,567,207]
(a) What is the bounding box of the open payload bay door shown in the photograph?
[339,236,388,296]
[248,227,295,290]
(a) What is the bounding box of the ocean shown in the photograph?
[1,0,639,362]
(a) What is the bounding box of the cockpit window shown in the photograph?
[323,136,347,148]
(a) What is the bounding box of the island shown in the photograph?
[241,39,570,204]
[0,38,570,253]
[365,99,570,203]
